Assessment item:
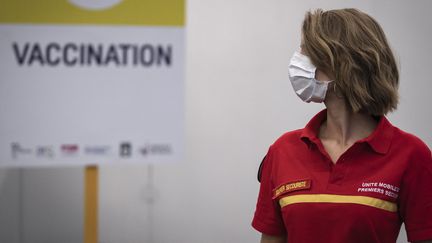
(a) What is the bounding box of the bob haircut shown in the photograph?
[301,8,399,116]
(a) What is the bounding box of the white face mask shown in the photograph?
[288,50,333,103]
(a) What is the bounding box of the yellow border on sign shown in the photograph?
[0,0,185,26]
[279,194,397,212]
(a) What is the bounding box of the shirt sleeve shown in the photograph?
[252,146,286,236]
[399,141,432,242]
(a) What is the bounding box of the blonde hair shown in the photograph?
[302,8,399,115]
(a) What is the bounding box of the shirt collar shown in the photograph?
[300,109,394,154]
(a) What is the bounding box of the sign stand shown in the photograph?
[84,166,98,243]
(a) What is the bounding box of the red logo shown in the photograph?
[61,144,79,154]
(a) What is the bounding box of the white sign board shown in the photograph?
[0,0,185,167]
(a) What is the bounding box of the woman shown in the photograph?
[252,8,432,243]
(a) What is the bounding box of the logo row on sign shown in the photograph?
[10,142,172,159]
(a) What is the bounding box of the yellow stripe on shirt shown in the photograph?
[279,194,397,212]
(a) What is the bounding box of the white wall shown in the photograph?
[0,0,431,242]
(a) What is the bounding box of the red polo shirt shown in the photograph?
[252,110,432,243]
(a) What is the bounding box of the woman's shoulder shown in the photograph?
[258,129,306,182]
[392,126,430,155]
[391,127,431,167]
[270,128,306,150]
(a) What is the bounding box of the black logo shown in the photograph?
[11,143,32,159]
[84,145,110,155]
[36,146,54,158]
[120,142,132,157]
[139,143,172,156]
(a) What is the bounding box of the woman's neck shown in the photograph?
[320,92,377,146]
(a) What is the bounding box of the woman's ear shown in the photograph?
[315,69,334,81]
